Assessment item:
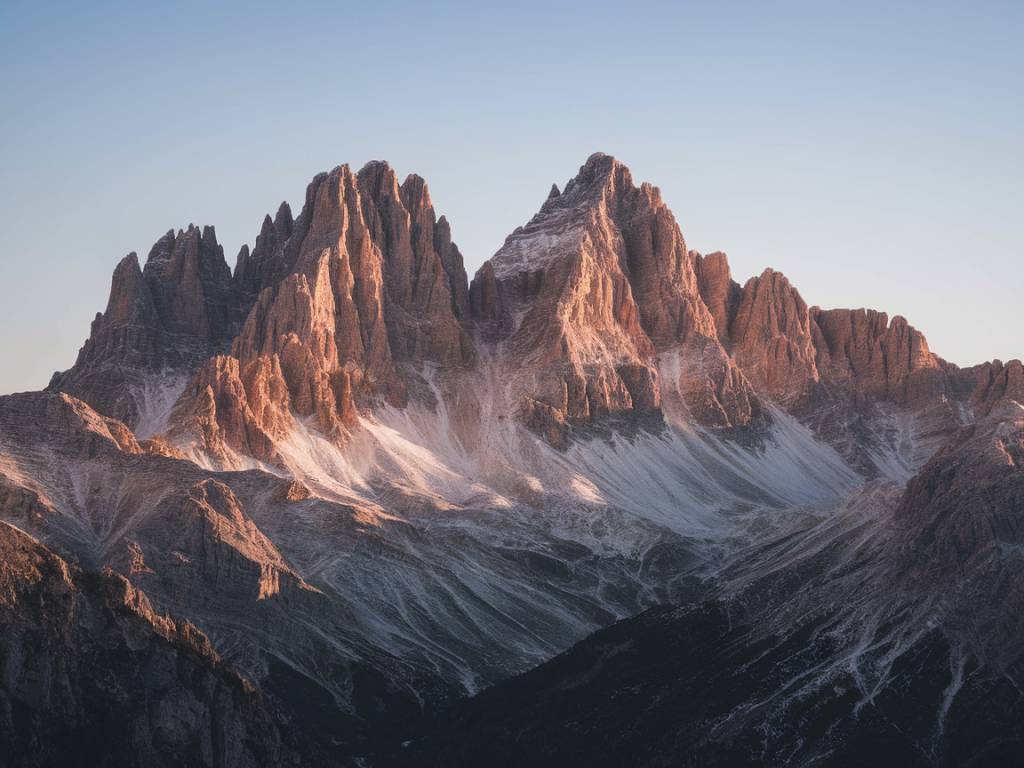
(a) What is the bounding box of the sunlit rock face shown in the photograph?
[50,152,995,470]
[469,153,764,445]
[7,152,1022,765]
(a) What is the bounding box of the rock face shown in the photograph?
[0,521,308,768]
[692,251,738,343]
[812,307,944,403]
[469,153,764,446]
[14,151,1024,767]
[727,268,820,403]
[462,154,994,455]
[234,202,296,305]
[968,358,1024,416]
[169,353,292,466]
[891,397,1024,663]
[48,153,1008,469]
[48,225,245,428]
[175,162,476,460]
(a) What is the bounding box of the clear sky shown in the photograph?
[1,1,1020,395]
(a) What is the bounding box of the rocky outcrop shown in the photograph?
[125,478,312,606]
[234,202,296,304]
[176,162,476,461]
[892,398,1024,666]
[49,226,245,427]
[692,260,948,410]
[470,153,764,442]
[143,225,240,344]
[252,165,396,394]
[811,308,944,404]
[967,358,1024,417]
[692,253,960,417]
[0,521,306,768]
[693,251,739,344]
[690,249,989,473]
[43,152,1009,471]
[728,269,819,403]
[0,389,144,460]
[360,163,475,366]
[169,354,292,466]
[469,261,512,340]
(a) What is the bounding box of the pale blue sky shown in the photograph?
[1,1,1020,394]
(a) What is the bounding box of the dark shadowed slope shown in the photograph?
[0,521,326,768]
[407,396,1024,767]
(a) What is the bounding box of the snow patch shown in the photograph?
[131,372,190,440]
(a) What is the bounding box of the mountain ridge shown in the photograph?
[0,151,1018,766]
[49,152,1013,474]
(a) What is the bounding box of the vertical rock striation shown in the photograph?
[45,151,1018,470]
[469,153,764,445]
[173,162,475,460]
[49,226,245,427]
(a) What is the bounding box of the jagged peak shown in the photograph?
[733,268,807,312]
[357,160,400,198]
[809,305,925,337]
[108,250,146,294]
[485,153,671,281]
[889,314,910,330]
[234,243,250,270]
[250,203,294,251]
[115,250,142,274]
[303,164,356,201]
[752,266,791,283]
[201,224,218,246]
[358,159,394,175]
[694,250,731,270]
[582,150,619,171]
[145,223,223,266]
[326,162,355,176]
[562,151,631,197]
[153,228,177,249]
[400,173,432,212]
[274,200,293,228]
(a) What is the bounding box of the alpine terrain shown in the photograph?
[1,153,1021,767]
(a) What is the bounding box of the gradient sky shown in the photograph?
[1,1,1020,395]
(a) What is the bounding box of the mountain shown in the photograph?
[0,519,317,767]
[406,397,1024,767]
[0,153,1019,766]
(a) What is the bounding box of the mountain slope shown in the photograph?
[0,151,1017,765]
[0,520,318,767]
[407,392,1024,767]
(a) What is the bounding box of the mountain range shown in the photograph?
[1,153,1021,767]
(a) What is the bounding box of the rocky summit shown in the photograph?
[0,153,1020,767]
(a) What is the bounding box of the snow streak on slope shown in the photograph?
[213,360,863,544]
[141,353,862,692]
[131,372,190,440]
